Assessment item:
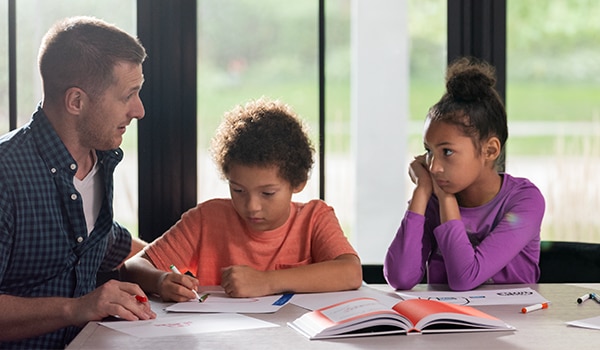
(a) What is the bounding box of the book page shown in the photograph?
[392,299,511,331]
[318,298,399,324]
[288,297,411,339]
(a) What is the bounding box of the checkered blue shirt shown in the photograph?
[0,106,132,349]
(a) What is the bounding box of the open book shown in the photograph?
[288,297,515,339]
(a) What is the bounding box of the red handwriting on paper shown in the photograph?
[154,321,193,328]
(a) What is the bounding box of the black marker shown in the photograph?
[577,293,591,304]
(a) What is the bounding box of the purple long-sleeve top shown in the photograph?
[384,173,545,291]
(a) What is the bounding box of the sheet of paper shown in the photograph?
[165,291,293,313]
[395,287,549,306]
[290,286,403,311]
[99,313,278,338]
[567,316,600,330]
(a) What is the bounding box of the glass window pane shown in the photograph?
[325,0,446,263]
[507,0,600,243]
[197,0,320,202]
[13,0,138,235]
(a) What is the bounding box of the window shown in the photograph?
[196,0,320,204]
[506,0,600,243]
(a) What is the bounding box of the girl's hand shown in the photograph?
[406,154,434,215]
[430,169,460,223]
[409,154,433,194]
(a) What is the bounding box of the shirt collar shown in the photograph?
[31,105,124,174]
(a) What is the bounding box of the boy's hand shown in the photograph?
[159,272,200,302]
[221,265,269,298]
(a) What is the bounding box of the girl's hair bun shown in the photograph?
[446,57,496,102]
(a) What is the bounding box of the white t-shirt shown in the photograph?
[73,155,103,235]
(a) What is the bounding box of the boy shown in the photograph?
[123,98,362,299]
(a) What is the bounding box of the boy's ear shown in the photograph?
[293,180,307,194]
[484,137,501,161]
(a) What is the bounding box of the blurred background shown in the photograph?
[1,0,598,263]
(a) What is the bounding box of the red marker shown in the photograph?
[521,302,549,313]
[135,295,148,303]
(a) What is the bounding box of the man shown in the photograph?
[0,16,156,349]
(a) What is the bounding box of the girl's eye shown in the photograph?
[443,148,454,156]
[262,192,276,197]
[424,148,432,162]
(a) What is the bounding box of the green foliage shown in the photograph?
[507,0,600,83]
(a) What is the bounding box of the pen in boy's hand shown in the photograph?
[169,264,203,302]
[199,293,210,302]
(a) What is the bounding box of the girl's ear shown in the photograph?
[293,180,307,194]
[484,136,501,161]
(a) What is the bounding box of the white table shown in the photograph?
[67,284,600,350]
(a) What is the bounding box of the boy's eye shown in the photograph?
[262,191,276,196]
[443,148,454,156]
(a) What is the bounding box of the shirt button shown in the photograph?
[70,163,77,170]
[50,168,57,173]
[77,236,84,243]
[71,193,78,200]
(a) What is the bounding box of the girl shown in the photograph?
[384,57,545,291]
[123,98,362,300]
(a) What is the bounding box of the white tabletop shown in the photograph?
[67,283,600,350]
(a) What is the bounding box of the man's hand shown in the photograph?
[69,280,156,327]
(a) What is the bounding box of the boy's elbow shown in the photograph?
[344,255,363,290]
[349,267,363,290]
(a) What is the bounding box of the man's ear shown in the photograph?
[293,180,307,194]
[64,87,86,115]
[484,136,501,161]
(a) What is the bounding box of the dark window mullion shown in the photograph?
[8,0,17,131]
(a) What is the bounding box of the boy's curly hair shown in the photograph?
[210,97,315,188]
